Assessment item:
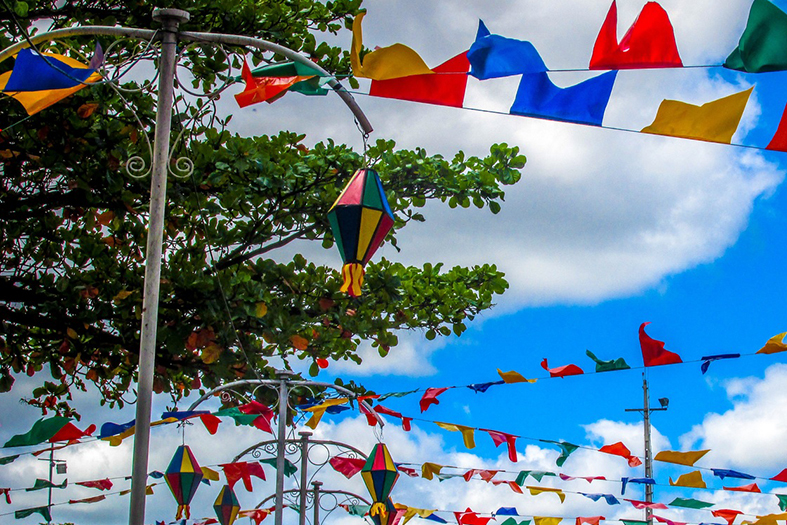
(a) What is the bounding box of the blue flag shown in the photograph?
[468,20,547,79]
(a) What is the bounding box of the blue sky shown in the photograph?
[3,0,787,524]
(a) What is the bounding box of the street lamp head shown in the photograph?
[152,8,191,25]
[658,397,669,408]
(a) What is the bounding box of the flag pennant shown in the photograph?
[534,517,562,525]
[247,61,329,96]
[421,462,443,480]
[641,88,752,144]
[669,498,714,509]
[374,405,413,431]
[750,514,787,525]
[467,20,547,80]
[220,461,266,492]
[541,440,580,467]
[259,457,297,477]
[589,1,682,70]
[303,398,348,429]
[654,449,709,466]
[576,517,605,525]
[468,381,505,393]
[712,469,755,480]
[528,486,566,503]
[0,487,10,504]
[541,358,584,378]
[669,470,706,488]
[497,369,536,384]
[712,509,743,525]
[234,61,315,107]
[26,478,67,492]
[330,457,366,479]
[626,499,668,510]
[756,333,787,354]
[370,52,470,108]
[483,429,518,462]
[560,474,606,483]
[435,422,476,449]
[771,468,787,483]
[621,477,654,495]
[509,71,617,127]
[14,506,52,521]
[777,495,787,511]
[639,322,682,367]
[351,12,433,80]
[68,495,106,505]
[0,47,102,115]
[420,388,449,412]
[586,350,630,372]
[599,442,642,467]
[726,0,787,72]
[496,508,520,516]
[455,508,494,525]
[4,416,72,447]
[76,478,113,491]
[580,493,620,505]
[654,516,686,525]
[49,422,96,442]
[723,482,760,493]
[700,354,741,374]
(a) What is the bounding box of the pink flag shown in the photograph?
[482,429,518,462]
[329,457,366,479]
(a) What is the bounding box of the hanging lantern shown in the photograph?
[371,498,399,525]
[361,443,399,518]
[213,484,241,525]
[165,445,204,519]
[327,168,395,297]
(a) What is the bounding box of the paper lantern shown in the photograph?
[213,485,240,525]
[327,168,395,297]
[165,445,203,519]
[361,443,399,518]
[371,498,399,525]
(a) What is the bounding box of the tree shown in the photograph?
[0,0,526,415]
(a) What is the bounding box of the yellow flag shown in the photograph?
[395,504,438,525]
[535,517,563,525]
[435,422,476,449]
[0,53,101,116]
[202,466,220,481]
[304,398,348,429]
[757,333,787,354]
[641,88,753,144]
[421,462,443,480]
[351,12,433,80]
[752,514,787,525]
[654,449,710,466]
[669,470,706,488]
[497,368,537,384]
[528,486,566,503]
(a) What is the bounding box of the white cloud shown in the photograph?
[680,363,787,471]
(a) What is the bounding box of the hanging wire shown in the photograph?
[355,118,370,168]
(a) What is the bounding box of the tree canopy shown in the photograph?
[0,0,526,415]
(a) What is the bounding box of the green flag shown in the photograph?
[515,471,530,486]
[530,470,556,482]
[26,478,67,492]
[213,407,258,427]
[586,350,630,372]
[4,417,71,447]
[15,506,52,521]
[259,458,297,477]
[346,504,371,517]
[502,519,531,525]
[542,440,580,467]
[669,497,714,509]
[725,0,787,72]
[378,389,419,401]
[621,520,648,525]
[777,494,787,511]
[0,454,19,465]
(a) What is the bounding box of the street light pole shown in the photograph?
[128,9,190,525]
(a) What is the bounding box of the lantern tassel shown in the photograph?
[176,504,190,520]
[370,502,388,517]
[340,263,364,297]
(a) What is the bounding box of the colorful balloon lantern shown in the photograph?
[327,168,395,297]
[361,443,399,518]
[371,498,398,525]
[165,445,203,519]
[213,484,241,525]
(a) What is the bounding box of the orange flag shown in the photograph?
[757,333,787,354]
[654,449,709,466]
[669,470,706,488]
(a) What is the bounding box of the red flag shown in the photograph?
[220,461,266,491]
[420,387,449,412]
[398,466,419,477]
[370,52,470,108]
[239,507,275,525]
[589,1,682,69]
[358,402,378,427]
[712,509,743,525]
[76,478,113,491]
[374,405,413,431]
[600,442,642,467]
[49,422,96,442]
[482,429,518,462]
[455,508,493,525]
[654,515,685,525]
[0,488,10,504]
[626,499,668,510]
[639,323,682,367]
[767,104,787,152]
[329,456,366,479]
[199,413,221,435]
[723,483,760,493]
[771,468,787,482]
[463,469,499,482]
[234,61,308,107]
[238,401,274,434]
[577,517,605,525]
[541,358,584,378]
[68,495,106,504]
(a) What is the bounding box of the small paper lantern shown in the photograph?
[165,445,203,519]
[361,443,399,518]
[371,498,398,525]
[327,168,395,297]
[214,484,240,525]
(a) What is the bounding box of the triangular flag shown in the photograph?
[541,358,584,378]
[435,422,476,449]
[4,417,71,447]
[669,470,706,488]
[468,20,547,79]
[726,0,787,72]
[510,71,617,126]
[420,388,449,412]
[654,449,709,466]
[639,322,682,367]
[351,12,433,80]
[641,88,752,144]
[670,498,714,509]
[723,483,760,493]
[497,369,536,383]
[712,509,743,525]
[370,52,470,108]
[586,350,630,372]
[756,333,787,354]
[589,1,682,69]
[599,442,642,467]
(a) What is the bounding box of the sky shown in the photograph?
[2,0,787,524]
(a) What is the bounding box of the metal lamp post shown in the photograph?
[0,10,373,525]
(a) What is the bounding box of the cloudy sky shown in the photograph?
[3,0,787,524]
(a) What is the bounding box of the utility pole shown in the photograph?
[625,373,669,525]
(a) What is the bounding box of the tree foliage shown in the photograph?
[0,0,526,415]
